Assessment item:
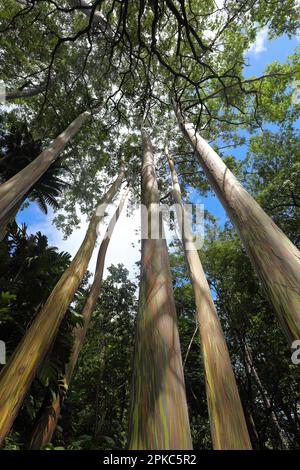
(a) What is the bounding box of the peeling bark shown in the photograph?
[0,171,124,444]
[128,129,192,450]
[173,101,300,344]
[0,106,101,232]
[166,147,251,449]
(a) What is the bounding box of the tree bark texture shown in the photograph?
[128,129,192,450]
[166,147,252,449]
[0,170,123,444]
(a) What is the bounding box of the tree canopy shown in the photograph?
[0,0,299,452]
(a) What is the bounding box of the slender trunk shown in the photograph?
[243,342,288,449]
[5,83,47,101]
[128,129,192,450]
[0,106,100,231]
[246,413,261,450]
[67,0,113,38]
[27,388,62,451]
[280,402,300,443]
[0,171,123,444]
[66,184,129,385]
[173,101,300,344]
[0,196,25,243]
[239,390,262,449]
[166,147,251,449]
[28,185,129,449]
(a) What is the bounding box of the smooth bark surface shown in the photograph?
[128,129,192,450]
[5,82,47,101]
[28,185,130,449]
[0,106,100,230]
[173,101,300,344]
[0,196,25,243]
[166,147,252,449]
[0,171,123,444]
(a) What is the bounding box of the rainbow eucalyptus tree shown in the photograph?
[5,82,47,101]
[166,146,251,450]
[173,101,300,345]
[242,342,288,449]
[0,169,124,444]
[28,184,130,449]
[128,128,192,450]
[67,0,113,37]
[0,123,68,242]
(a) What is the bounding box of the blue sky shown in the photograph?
[16,28,300,278]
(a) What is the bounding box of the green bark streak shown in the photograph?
[128,130,192,450]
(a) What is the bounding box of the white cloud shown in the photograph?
[248,27,268,55]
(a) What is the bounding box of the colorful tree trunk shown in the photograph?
[28,185,130,449]
[173,101,300,344]
[0,196,25,243]
[27,389,62,450]
[128,129,192,450]
[166,146,252,449]
[0,171,124,444]
[0,106,100,232]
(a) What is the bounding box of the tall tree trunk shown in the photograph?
[28,185,130,449]
[5,82,47,101]
[0,171,124,444]
[173,101,300,344]
[239,389,263,450]
[0,106,100,232]
[243,342,288,449]
[128,129,192,450]
[166,147,251,449]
